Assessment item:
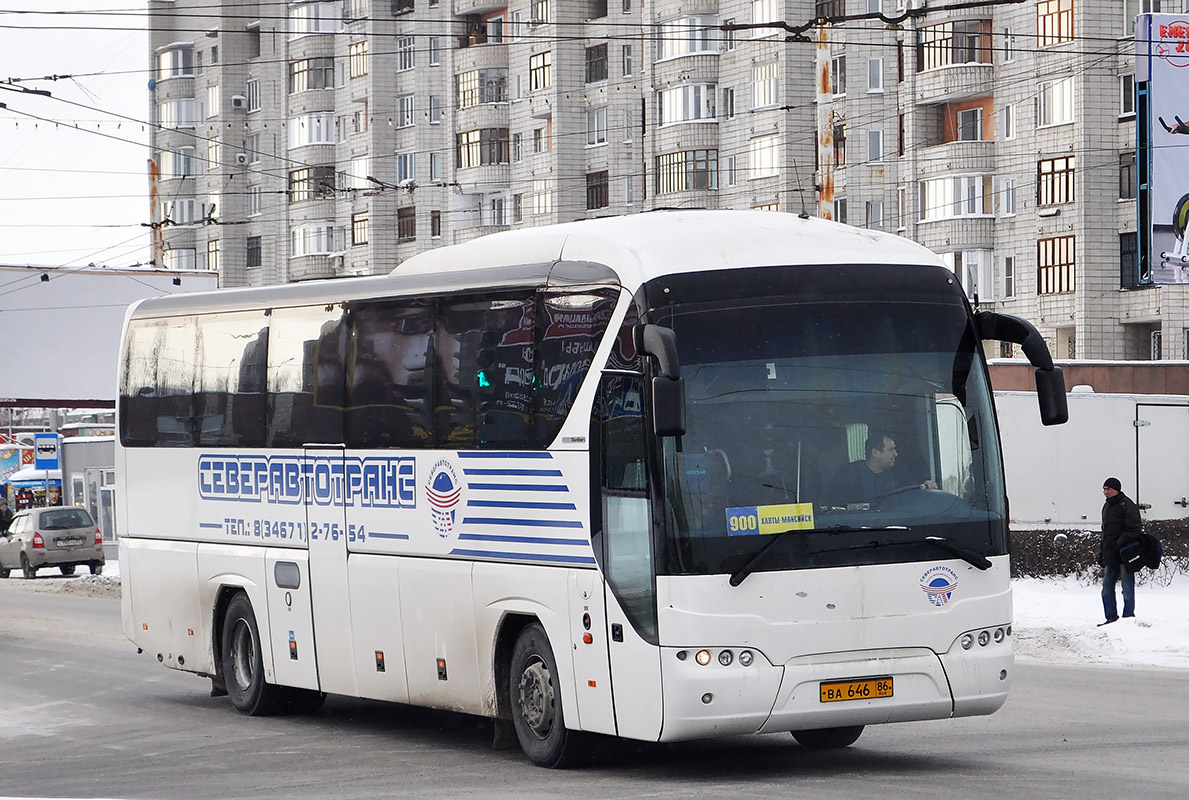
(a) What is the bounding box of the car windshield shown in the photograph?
[650,264,1006,577]
[40,508,95,529]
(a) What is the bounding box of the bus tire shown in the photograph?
[509,622,582,768]
[221,592,291,716]
[792,725,865,749]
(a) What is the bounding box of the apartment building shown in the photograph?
[147,0,1188,359]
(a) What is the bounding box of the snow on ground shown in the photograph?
[1012,573,1189,669]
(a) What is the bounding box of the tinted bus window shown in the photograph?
[195,312,269,447]
[346,301,434,448]
[534,289,619,445]
[266,305,346,447]
[119,317,198,447]
[436,294,535,448]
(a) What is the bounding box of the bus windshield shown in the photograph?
[653,265,1006,578]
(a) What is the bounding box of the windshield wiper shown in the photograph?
[728,525,908,587]
[923,536,992,570]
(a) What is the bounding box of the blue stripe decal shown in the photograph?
[198,522,222,529]
[462,468,564,477]
[467,482,568,492]
[458,533,589,546]
[450,548,597,565]
[467,499,578,511]
[456,452,553,460]
[369,532,410,540]
[462,516,583,528]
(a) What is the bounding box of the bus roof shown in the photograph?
[129,211,944,318]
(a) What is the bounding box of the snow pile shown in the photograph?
[1012,573,1189,669]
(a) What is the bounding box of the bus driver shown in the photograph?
[830,432,936,507]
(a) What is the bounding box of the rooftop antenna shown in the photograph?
[791,158,810,219]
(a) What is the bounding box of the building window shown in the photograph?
[751,61,779,109]
[833,197,847,224]
[1003,255,1016,298]
[833,124,846,165]
[897,186,907,230]
[532,127,547,153]
[164,146,196,178]
[203,239,219,272]
[157,46,194,79]
[512,194,523,222]
[395,95,414,128]
[289,2,337,37]
[1002,178,1016,215]
[865,200,884,230]
[1037,156,1075,206]
[158,99,196,130]
[458,70,479,108]
[1038,235,1075,294]
[161,199,195,224]
[289,57,334,93]
[586,108,608,145]
[396,207,415,242]
[1120,231,1140,288]
[288,112,336,147]
[625,175,634,205]
[868,129,883,162]
[1151,331,1163,360]
[622,44,633,76]
[656,15,719,58]
[586,171,609,210]
[397,36,415,71]
[288,166,335,203]
[750,135,779,178]
[586,44,608,83]
[290,223,334,257]
[1120,151,1137,199]
[396,151,415,183]
[916,20,992,71]
[430,37,440,65]
[348,40,369,78]
[430,152,442,180]
[655,149,718,194]
[722,87,735,119]
[1037,77,1075,126]
[623,109,633,142]
[1003,103,1016,140]
[831,55,846,96]
[1003,28,1015,61]
[868,58,883,92]
[532,179,553,215]
[248,185,262,216]
[919,175,993,220]
[529,51,552,91]
[725,154,737,186]
[532,0,552,24]
[246,236,262,268]
[457,128,509,168]
[431,210,442,237]
[957,107,983,141]
[245,78,261,112]
[1037,0,1073,48]
[163,249,196,270]
[658,84,717,125]
[352,211,369,245]
[1120,73,1136,117]
[207,136,221,169]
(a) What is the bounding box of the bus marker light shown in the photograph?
[143,623,149,631]
[188,628,194,636]
[739,650,754,667]
[583,633,593,644]
[676,650,688,661]
[960,634,974,650]
[375,651,385,671]
[695,650,712,666]
[701,694,713,704]
[588,680,597,688]
[718,650,733,666]
[993,627,1005,643]
[437,658,448,681]
[977,631,990,647]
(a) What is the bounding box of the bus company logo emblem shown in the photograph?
[426,460,461,538]
[920,566,959,607]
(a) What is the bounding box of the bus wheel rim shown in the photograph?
[517,658,555,739]
[231,619,255,690]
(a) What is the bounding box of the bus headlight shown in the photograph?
[695,649,712,666]
[738,650,754,667]
[961,634,975,650]
[977,631,991,647]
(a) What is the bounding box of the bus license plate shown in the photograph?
[819,677,894,703]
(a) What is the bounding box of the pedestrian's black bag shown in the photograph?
[1120,533,1163,574]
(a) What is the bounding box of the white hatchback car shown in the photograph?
[0,506,105,579]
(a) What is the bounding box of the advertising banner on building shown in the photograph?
[1137,14,1189,284]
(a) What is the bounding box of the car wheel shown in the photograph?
[791,725,865,749]
[20,552,36,580]
[509,622,583,768]
[89,561,104,575]
[220,592,291,716]
[60,564,77,576]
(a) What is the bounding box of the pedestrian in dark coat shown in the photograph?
[1098,477,1142,625]
[0,496,12,532]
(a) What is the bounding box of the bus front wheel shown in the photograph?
[221,592,292,716]
[792,725,865,749]
[509,622,582,768]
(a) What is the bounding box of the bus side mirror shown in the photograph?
[976,311,1068,426]
[640,324,686,437]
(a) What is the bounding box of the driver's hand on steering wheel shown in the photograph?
[920,479,938,490]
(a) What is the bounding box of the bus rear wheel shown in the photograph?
[792,725,865,749]
[221,592,292,716]
[509,622,582,768]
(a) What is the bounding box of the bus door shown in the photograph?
[304,445,358,697]
[597,374,664,740]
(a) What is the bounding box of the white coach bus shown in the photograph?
[117,210,1066,767]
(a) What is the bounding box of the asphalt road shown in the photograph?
[1,576,1186,800]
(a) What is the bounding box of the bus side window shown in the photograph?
[533,288,618,447]
[194,312,268,447]
[266,305,345,447]
[120,317,198,447]
[345,301,434,448]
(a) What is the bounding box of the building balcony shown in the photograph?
[651,53,721,87]
[454,40,509,72]
[456,102,510,131]
[913,140,996,176]
[912,64,995,105]
[152,75,194,100]
[455,0,508,17]
[455,163,510,189]
[912,216,996,253]
[289,255,335,282]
